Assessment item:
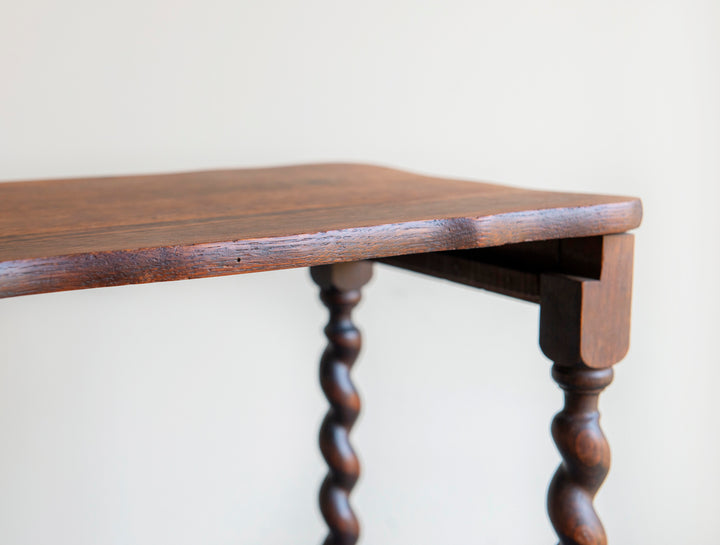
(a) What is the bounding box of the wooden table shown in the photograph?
[0,163,642,545]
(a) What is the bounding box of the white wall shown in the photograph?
[1,1,718,544]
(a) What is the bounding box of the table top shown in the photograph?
[0,163,641,298]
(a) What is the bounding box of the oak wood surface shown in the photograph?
[0,163,641,298]
[540,234,634,369]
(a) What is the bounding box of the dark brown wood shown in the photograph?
[379,236,607,303]
[0,163,641,298]
[540,234,634,369]
[0,163,641,543]
[379,250,543,302]
[548,365,613,545]
[310,261,373,545]
[541,235,634,545]
[381,234,635,545]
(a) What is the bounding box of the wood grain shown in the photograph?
[540,234,634,369]
[0,163,641,298]
[539,234,634,544]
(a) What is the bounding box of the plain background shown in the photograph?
[1,1,718,544]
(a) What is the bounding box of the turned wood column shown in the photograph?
[310,261,373,545]
[540,234,634,545]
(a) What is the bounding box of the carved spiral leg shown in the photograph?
[548,364,614,545]
[311,262,372,545]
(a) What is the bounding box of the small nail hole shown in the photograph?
[236,258,242,262]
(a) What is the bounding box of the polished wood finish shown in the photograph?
[310,261,373,545]
[0,163,641,298]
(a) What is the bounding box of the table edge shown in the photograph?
[0,199,642,299]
